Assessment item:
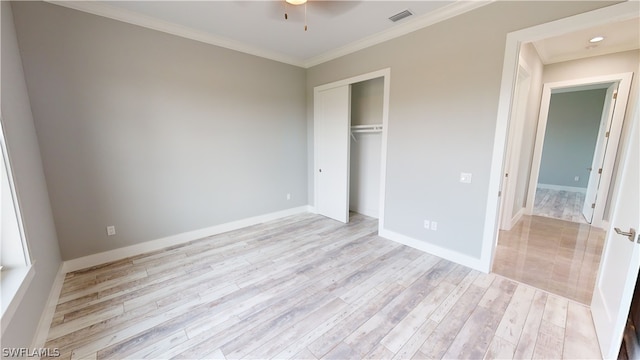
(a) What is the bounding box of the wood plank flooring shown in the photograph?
[533,188,587,224]
[43,213,602,359]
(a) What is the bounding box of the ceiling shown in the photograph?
[50,1,639,68]
[533,16,640,64]
[50,0,490,67]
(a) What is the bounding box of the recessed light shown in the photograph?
[589,36,605,43]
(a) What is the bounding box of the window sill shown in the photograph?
[1,264,35,334]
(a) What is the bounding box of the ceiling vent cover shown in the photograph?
[389,9,413,22]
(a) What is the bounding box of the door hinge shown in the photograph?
[592,203,596,209]
[498,191,502,197]
[605,131,610,138]
[505,173,509,178]
[613,92,618,100]
[598,168,603,174]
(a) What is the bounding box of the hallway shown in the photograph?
[493,215,605,304]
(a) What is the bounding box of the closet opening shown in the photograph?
[313,68,390,227]
[349,77,384,219]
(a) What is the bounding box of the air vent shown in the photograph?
[389,9,413,22]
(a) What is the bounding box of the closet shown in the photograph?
[314,68,388,224]
[349,77,383,218]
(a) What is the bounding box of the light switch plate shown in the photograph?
[460,172,472,184]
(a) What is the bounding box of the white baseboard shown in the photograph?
[512,207,525,227]
[31,264,65,348]
[379,228,487,273]
[537,183,587,194]
[62,206,311,273]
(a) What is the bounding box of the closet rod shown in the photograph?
[351,129,382,133]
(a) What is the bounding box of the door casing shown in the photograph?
[484,0,638,272]
[524,73,632,229]
[487,1,639,353]
[313,68,390,231]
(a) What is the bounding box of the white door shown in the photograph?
[591,107,639,359]
[314,85,351,223]
[582,83,618,223]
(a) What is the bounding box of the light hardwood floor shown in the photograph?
[44,213,601,359]
[533,188,587,224]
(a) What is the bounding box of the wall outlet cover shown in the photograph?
[460,173,472,184]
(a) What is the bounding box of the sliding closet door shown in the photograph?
[314,85,351,223]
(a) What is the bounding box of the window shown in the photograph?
[0,115,33,325]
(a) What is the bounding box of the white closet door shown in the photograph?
[314,85,351,223]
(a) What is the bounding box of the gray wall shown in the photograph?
[11,2,308,260]
[351,78,384,126]
[1,1,62,348]
[538,89,607,188]
[307,1,617,258]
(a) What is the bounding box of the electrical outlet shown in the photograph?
[431,222,438,231]
[286,193,291,200]
[574,176,580,181]
[424,220,430,229]
[106,226,116,236]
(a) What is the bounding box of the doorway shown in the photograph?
[486,3,638,356]
[525,74,632,229]
[313,68,390,230]
[532,85,611,224]
[494,64,633,304]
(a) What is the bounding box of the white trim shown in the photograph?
[314,69,391,92]
[313,68,390,230]
[511,207,525,229]
[0,117,31,267]
[46,1,493,69]
[379,229,485,272]
[303,1,494,68]
[537,183,587,194]
[525,73,633,228]
[31,265,65,349]
[499,61,532,231]
[62,206,311,273]
[0,265,35,334]
[484,1,639,276]
[46,1,305,68]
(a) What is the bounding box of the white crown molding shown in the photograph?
[46,1,307,68]
[302,0,495,68]
[47,0,493,69]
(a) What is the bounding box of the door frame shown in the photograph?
[313,68,390,230]
[583,83,618,223]
[482,0,638,272]
[525,73,632,229]
[499,59,532,231]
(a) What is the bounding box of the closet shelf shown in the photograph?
[351,124,383,133]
